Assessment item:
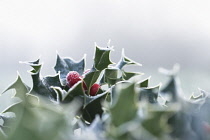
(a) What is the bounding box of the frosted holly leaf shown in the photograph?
[116,49,142,69]
[52,84,108,123]
[83,68,101,95]
[22,59,63,101]
[0,74,30,138]
[2,74,30,101]
[103,68,123,86]
[136,77,151,88]
[139,84,161,104]
[82,91,108,123]
[54,53,86,85]
[122,70,143,80]
[51,81,84,103]
[102,68,142,87]
[0,92,21,136]
[93,44,114,71]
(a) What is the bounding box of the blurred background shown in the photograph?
[0,0,210,95]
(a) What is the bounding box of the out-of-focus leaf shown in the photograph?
[7,99,78,140]
[168,111,206,140]
[142,108,174,137]
[139,85,160,104]
[72,116,106,140]
[160,78,179,102]
[0,74,31,138]
[2,74,30,101]
[159,65,182,102]
[110,82,138,127]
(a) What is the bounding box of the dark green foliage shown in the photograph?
[1,43,210,140]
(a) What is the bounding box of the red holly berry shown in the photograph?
[90,83,100,96]
[66,71,81,87]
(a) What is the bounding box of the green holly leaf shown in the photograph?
[0,93,21,114]
[0,74,31,138]
[139,84,160,104]
[53,84,107,122]
[82,91,108,123]
[51,81,84,103]
[0,112,16,139]
[104,68,122,86]
[110,82,138,127]
[136,77,150,88]
[142,108,174,137]
[2,74,30,101]
[83,69,101,95]
[116,49,142,69]
[7,98,77,140]
[22,59,63,101]
[122,70,143,80]
[54,53,85,85]
[93,45,114,71]
[0,92,19,138]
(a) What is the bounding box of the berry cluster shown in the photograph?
[66,71,100,96]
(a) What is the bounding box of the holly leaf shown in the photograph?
[110,82,138,127]
[7,97,78,140]
[54,53,85,85]
[51,81,84,103]
[159,65,181,102]
[104,68,122,86]
[160,78,179,102]
[122,70,143,80]
[93,45,114,71]
[22,59,63,101]
[2,74,30,101]
[0,74,30,138]
[142,108,174,137]
[136,77,150,88]
[82,91,108,123]
[139,84,160,104]
[116,49,142,69]
[83,69,101,95]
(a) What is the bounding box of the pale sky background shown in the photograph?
[1,0,210,94]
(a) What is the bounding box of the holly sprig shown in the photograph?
[1,43,210,140]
